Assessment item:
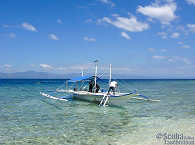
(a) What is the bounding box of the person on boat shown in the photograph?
[89,80,94,92]
[108,81,118,95]
[95,83,100,93]
[89,81,100,93]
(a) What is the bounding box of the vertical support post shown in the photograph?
[109,64,112,86]
[94,60,98,93]
[81,68,84,77]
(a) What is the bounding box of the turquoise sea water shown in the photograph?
[0,79,195,145]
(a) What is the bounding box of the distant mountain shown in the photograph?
[0,71,194,79]
[0,71,79,79]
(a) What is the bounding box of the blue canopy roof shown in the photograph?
[68,75,101,82]
[69,75,92,82]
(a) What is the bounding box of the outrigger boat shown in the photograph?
[41,61,160,106]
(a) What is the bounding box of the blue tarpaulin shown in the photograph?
[68,75,92,82]
[68,75,101,82]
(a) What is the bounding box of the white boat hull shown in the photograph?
[56,89,160,106]
[72,91,139,106]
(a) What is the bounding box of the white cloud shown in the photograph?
[101,15,149,32]
[170,32,180,38]
[137,1,177,24]
[57,67,67,71]
[148,48,155,52]
[96,19,102,24]
[112,14,119,17]
[40,64,53,70]
[121,32,131,40]
[186,0,195,5]
[99,0,115,7]
[187,24,195,32]
[183,58,191,64]
[152,56,191,64]
[3,64,12,68]
[149,48,167,53]
[48,34,59,40]
[168,56,191,64]
[21,22,37,32]
[9,33,16,39]
[177,41,183,45]
[157,32,167,39]
[56,64,94,74]
[112,67,131,72]
[57,19,63,24]
[177,41,190,49]
[182,45,191,48]
[0,64,13,72]
[2,64,12,71]
[100,0,109,3]
[83,36,96,42]
[152,55,167,59]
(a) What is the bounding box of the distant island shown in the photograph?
[0,71,194,79]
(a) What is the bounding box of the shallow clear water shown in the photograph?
[0,79,195,145]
